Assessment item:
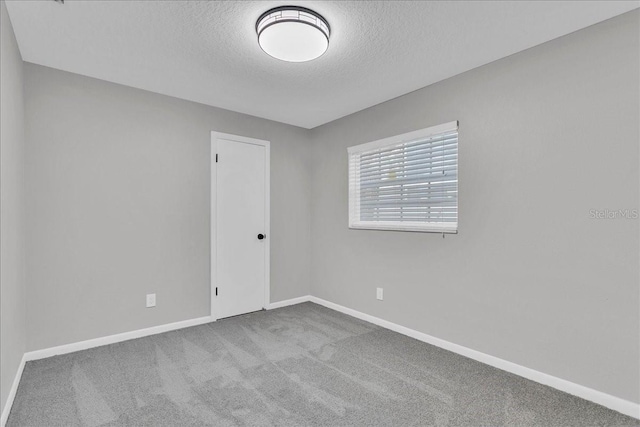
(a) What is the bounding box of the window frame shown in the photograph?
[348,121,459,234]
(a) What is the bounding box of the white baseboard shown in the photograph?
[267,295,311,310]
[309,296,640,420]
[24,315,214,362]
[1,354,26,427]
[19,297,306,365]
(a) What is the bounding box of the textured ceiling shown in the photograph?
[5,1,639,129]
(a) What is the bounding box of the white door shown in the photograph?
[212,133,269,319]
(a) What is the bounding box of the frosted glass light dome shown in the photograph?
[256,6,330,63]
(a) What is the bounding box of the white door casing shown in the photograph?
[211,132,270,320]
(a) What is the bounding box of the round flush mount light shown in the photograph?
[256,6,330,63]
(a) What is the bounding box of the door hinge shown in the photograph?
[215,287,218,296]
[215,154,218,163]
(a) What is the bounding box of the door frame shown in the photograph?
[210,131,270,320]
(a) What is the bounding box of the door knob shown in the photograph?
[257,234,265,240]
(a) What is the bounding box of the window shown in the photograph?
[348,121,458,233]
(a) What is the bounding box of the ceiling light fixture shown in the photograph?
[256,6,330,63]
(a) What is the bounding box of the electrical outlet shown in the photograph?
[376,288,383,301]
[146,293,156,308]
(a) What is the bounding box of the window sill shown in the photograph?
[349,222,458,234]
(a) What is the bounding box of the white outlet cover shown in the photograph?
[146,293,156,308]
[376,288,383,301]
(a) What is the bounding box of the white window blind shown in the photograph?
[348,121,458,233]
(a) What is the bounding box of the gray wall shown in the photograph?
[0,0,26,413]
[24,64,311,351]
[310,11,639,404]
